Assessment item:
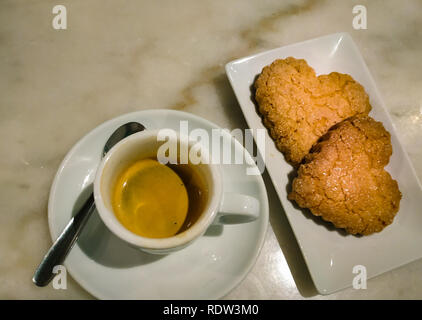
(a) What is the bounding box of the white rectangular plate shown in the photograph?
[225,32,422,295]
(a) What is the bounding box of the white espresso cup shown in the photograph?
[93,129,260,254]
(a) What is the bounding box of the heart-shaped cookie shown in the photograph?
[288,116,401,235]
[254,57,371,165]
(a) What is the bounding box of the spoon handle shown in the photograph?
[32,193,96,287]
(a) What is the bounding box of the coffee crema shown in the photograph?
[111,158,208,239]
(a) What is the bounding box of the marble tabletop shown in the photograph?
[1,0,421,299]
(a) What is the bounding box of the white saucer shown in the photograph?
[48,109,269,299]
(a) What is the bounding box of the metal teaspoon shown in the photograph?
[33,121,146,286]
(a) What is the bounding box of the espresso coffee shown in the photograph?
[111,158,208,238]
[167,162,208,233]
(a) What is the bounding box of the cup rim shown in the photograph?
[93,129,222,250]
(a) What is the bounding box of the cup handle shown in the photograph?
[215,193,260,224]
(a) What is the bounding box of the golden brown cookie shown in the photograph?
[288,116,401,235]
[254,57,371,165]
